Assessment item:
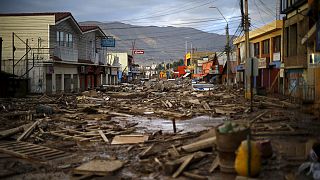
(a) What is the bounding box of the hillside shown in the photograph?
[80,21,229,65]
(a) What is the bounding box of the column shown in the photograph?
[77,74,80,92]
[52,73,56,94]
[61,74,65,92]
[71,74,74,91]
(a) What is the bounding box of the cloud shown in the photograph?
[0,0,279,34]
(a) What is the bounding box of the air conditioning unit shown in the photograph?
[310,53,320,65]
[80,66,85,73]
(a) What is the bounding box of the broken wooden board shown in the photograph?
[111,135,149,145]
[172,154,194,178]
[164,151,208,175]
[73,160,124,176]
[98,130,109,143]
[215,108,236,115]
[17,119,42,141]
[179,137,216,153]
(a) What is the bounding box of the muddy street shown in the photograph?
[0,79,319,179]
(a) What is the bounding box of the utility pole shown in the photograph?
[226,23,230,86]
[131,40,136,64]
[12,32,15,77]
[26,39,29,79]
[244,0,253,112]
[0,37,2,73]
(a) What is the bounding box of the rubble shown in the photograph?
[0,79,319,179]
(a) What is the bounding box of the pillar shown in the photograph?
[61,74,65,92]
[71,74,74,91]
[52,73,56,94]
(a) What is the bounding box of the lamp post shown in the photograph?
[209,6,230,86]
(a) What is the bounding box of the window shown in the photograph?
[66,33,73,48]
[273,36,281,53]
[254,42,260,57]
[289,24,297,56]
[262,39,270,55]
[56,31,64,46]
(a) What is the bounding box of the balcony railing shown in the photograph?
[53,47,78,62]
[284,55,307,68]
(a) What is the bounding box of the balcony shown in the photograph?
[53,47,78,62]
[283,55,307,68]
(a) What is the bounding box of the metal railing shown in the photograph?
[299,85,315,104]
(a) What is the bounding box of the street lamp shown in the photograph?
[209,6,230,86]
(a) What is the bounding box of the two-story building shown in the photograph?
[0,12,113,94]
[281,0,319,105]
[234,20,283,94]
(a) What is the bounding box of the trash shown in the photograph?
[256,140,273,158]
[36,105,53,115]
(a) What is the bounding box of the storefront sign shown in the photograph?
[258,58,267,69]
[101,36,115,47]
[185,52,191,60]
[273,52,281,61]
[133,50,144,54]
[236,64,245,71]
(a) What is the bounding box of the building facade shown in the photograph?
[281,0,320,106]
[234,20,283,94]
[0,12,118,94]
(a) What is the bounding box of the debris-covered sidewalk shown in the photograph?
[0,79,319,179]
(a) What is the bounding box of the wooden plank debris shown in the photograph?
[172,154,194,178]
[98,130,109,143]
[17,119,42,141]
[139,144,155,159]
[183,171,207,180]
[73,160,124,176]
[180,137,216,153]
[0,140,72,162]
[209,156,219,173]
[111,134,149,145]
[164,151,208,175]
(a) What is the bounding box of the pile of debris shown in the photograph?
[0,80,319,179]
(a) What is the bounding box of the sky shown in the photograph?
[0,0,280,35]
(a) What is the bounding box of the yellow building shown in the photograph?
[233,20,283,94]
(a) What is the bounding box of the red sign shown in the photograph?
[133,50,144,54]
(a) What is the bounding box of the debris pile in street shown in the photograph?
[0,80,319,179]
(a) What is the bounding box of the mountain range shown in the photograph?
[80,21,230,65]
